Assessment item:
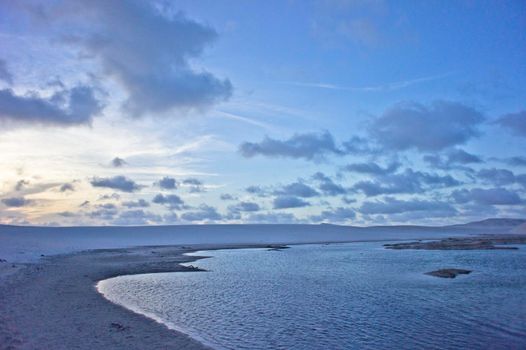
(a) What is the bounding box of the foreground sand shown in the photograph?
[0,244,270,350]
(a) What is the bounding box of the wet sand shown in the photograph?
[0,244,275,350]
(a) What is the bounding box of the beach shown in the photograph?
[1,220,525,349]
[0,244,262,350]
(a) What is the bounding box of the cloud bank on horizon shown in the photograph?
[0,0,525,226]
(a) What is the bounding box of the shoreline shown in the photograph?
[0,243,275,350]
[2,234,525,349]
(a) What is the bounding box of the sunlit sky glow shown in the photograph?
[0,0,525,226]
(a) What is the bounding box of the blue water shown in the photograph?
[98,242,526,349]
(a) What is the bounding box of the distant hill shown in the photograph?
[448,218,526,229]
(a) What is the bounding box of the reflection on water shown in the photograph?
[98,242,526,350]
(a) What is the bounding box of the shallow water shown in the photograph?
[98,242,526,349]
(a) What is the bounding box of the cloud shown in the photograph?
[182,178,204,192]
[14,179,30,191]
[220,193,236,201]
[352,169,461,196]
[475,168,526,188]
[245,212,299,224]
[88,203,118,220]
[0,59,13,85]
[370,101,484,151]
[0,85,103,127]
[246,185,267,196]
[90,176,140,192]
[39,0,231,117]
[59,183,75,192]
[183,178,202,186]
[452,188,522,205]
[122,199,150,208]
[2,197,31,207]
[341,136,375,155]
[344,161,400,175]
[239,131,343,160]
[424,148,483,170]
[152,193,186,210]
[111,157,126,167]
[360,197,457,215]
[112,209,162,226]
[275,182,319,198]
[283,74,451,93]
[312,172,347,196]
[158,176,178,190]
[477,168,516,186]
[181,204,222,222]
[500,156,526,167]
[310,207,356,223]
[495,110,526,137]
[446,149,483,164]
[273,195,310,209]
[98,193,120,201]
[228,201,261,213]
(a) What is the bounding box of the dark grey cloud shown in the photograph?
[14,179,29,191]
[181,204,222,222]
[496,111,526,137]
[112,209,162,226]
[152,193,185,210]
[370,101,484,151]
[39,0,231,117]
[183,178,202,186]
[228,201,261,213]
[88,203,118,220]
[2,197,31,207]
[111,157,126,167]
[452,188,522,205]
[182,178,204,192]
[344,161,400,175]
[342,197,356,204]
[342,136,375,155]
[91,176,140,192]
[360,197,457,215]
[239,131,343,160]
[477,168,516,186]
[122,199,150,208]
[0,59,13,85]
[352,169,461,196]
[59,183,75,192]
[500,156,526,167]
[476,168,526,188]
[273,195,310,209]
[158,176,178,190]
[424,149,483,170]
[312,172,347,196]
[246,185,267,196]
[275,182,319,198]
[447,149,483,164]
[0,85,103,127]
[310,207,356,223]
[220,193,236,201]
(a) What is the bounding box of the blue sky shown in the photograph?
[0,0,525,226]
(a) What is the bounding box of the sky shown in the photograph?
[0,0,525,226]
